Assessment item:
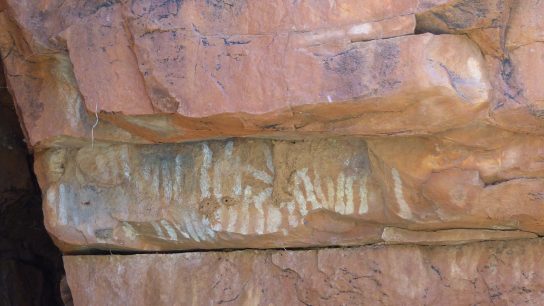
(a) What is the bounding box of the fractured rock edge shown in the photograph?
[64,237,544,305]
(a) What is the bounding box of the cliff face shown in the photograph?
[1,0,544,304]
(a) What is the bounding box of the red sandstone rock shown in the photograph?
[64,238,544,305]
[0,0,499,146]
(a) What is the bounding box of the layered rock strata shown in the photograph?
[1,0,544,304]
[65,238,544,305]
[37,136,543,252]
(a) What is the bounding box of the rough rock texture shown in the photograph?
[0,0,496,146]
[36,136,543,252]
[2,0,544,303]
[0,62,65,305]
[65,238,544,305]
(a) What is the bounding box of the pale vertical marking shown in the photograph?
[160,220,178,240]
[232,156,242,196]
[122,222,137,241]
[287,201,298,227]
[213,157,222,200]
[313,173,329,210]
[174,154,183,201]
[246,165,273,184]
[263,145,274,173]
[298,168,320,210]
[161,160,172,206]
[58,184,68,225]
[201,217,216,239]
[266,205,282,233]
[151,165,160,196]
[358,175,369,214]
[392,168,413,219]
[120,145,131,180]
[172,221,191,239]
[294,174,308,216]
[190,212,207,241]
[151,221,166,239]
[183,215,200,242]
[211,208,224,231]
[345,175,354,215]
[253,188,271,235]
[239,186,252,235]
[227,207,238,233]
[335,173,345,214]
[225,140,234,158]
[326,177,335,210]
[200,142,212,200]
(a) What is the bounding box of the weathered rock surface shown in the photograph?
[65,238,544,305]
[2,0,544,303]
[0,0,500,146]
[36,135,544,252]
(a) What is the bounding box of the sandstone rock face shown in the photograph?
[2,0,544,303]
[0,0,495,146]
[65,238,544,305]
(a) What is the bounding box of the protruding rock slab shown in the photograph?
[0,0,492,146]
[37,136,544,252]
[381,227,536,245]
[64,238,544,305]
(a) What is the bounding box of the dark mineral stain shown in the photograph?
[151,87,180,112]
[432,0,490,30]
[323,48,364,75]
[203,0,246,20]
[222,37,251,46]
[94,228,113,239]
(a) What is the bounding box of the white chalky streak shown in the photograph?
[239,186,252,235]
[174,154,183,200]
[58,184,68,225]
[122,222,137,241]
[253,188,272,235]
[313,174,329,209]
[246,165,273,184]
[345,175,354,215]
[121,146,131,180]
[263,145,274,173]
[335,173,346,214]
[358,175,369,214]
[326,177,335,210]
[160,220,178,240]
[212,209,223,231]
[227,208,238,233]
[266,205,282,233]
[151,166,160,195]
[172,222,190,239]
[348,23,373,36]
[232,156,242,196]
[225,140,234,158]
[392,168,413,219]
[294,174,308,216]
[287,201,298,227]
[298,168,320,210]
[200,143,212,199]
[213,158,222,200]
[161,160,172,206]
[190,212,207,241]
[151,221,166,239]
[467,57,482,81]
[201,217,216,239]
[183,215,200,242]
